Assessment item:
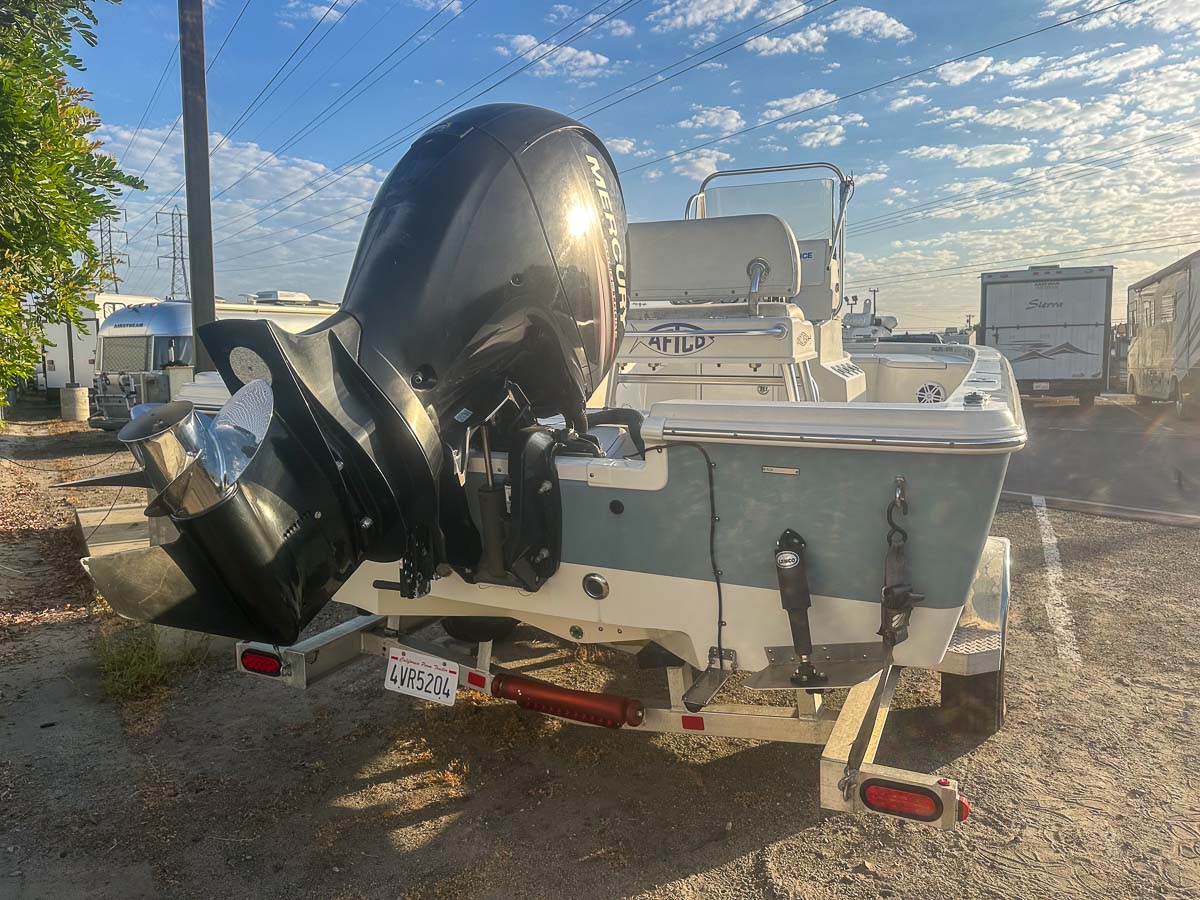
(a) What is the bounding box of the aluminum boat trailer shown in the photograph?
[235,537,1008,830]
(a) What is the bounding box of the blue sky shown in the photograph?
[77,0,1200,329]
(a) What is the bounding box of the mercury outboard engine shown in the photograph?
[82,104,629,644]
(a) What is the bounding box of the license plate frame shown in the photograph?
[1033,381,1050,391]
[384,647,459,706]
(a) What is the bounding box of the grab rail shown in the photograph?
[627,324,789,338]
[683,162,855,316]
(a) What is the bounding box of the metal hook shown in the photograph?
[887,477,909,545]
[886,501,908,545]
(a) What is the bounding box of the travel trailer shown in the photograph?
[71,106,1020,829]
[90,294,336,428]
[1127,249,1199,418]
[979,264,1113,406]
[38,293,158,395]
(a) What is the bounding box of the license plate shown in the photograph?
[1033,381,1050,391]
[384,648,459,706]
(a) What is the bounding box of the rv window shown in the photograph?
[152,336,195,369]
[1143,300,1153,327]
[1160,292,1176,323]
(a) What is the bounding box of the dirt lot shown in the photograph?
[2,396,1198,899]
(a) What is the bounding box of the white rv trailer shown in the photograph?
[1127,249,1200,419]
[91,296,336,429]
[38,293,159,394]
[979,264,1113,406]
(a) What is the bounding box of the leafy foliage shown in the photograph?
[0,0,143,403]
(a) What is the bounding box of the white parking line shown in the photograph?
[1030,495,1083,667]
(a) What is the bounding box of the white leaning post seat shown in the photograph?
[629,214,801,305]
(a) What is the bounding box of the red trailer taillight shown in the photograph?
[240,649,283,676]
[860,780,944,822]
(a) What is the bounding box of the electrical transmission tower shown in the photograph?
[156,206,190,300]
[93,212,128,292]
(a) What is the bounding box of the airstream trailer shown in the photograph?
[91,295,336,429]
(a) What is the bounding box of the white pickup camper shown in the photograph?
[1127,249,1199,419]
[979,264,1113,406]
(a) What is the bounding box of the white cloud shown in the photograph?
[496,34,619,81]
[991,55,1043,76]
[887,94,929,112]
[855,164,890,186]
[411,0,464,12]
[1041,0,1200,36]
[606,137,637,154]
[746,5,913,56]
[904,143,1034,167]
[1117,58,1200,114]
[760,88,837,122]
[99,122,387,303]
[746,25,828,56]
[937,56,993,85]
[279,0,353,26]
[676,104,745,132]
[1012,44,1163,89]
[927,95,1125,137]
[644,169,664,182]
[649,0,759,35]
[826,6,914,42]
[671,148,734,180]
[545,4,635,35]
[776,112,867,147]
[697,60,728,70]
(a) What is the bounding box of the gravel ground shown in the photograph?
[1,395,1197,899]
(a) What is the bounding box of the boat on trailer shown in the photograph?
[68,105,1023,830]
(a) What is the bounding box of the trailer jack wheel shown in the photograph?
[940,656,1005,737]
[441,616,519,644]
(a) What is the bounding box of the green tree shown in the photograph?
[0,0,143,407]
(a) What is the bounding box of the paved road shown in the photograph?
[1005,395,1200,517]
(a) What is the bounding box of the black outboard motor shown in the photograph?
[83,104,629,644]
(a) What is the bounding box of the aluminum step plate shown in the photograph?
[746,642,886,691]
[936,623,1003,676]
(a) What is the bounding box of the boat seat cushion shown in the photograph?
[628,214,801,304]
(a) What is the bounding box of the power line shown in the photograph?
[116,44,178,169]
[207,0,1131,263]
[847,230,1200,290]
[568,0,835,119]
[245,0,411,147]
[618,0,1143,174]
[217,247,357,273]
[207,0,348,160]
[849,127,1200,237]
[121,0,259,252]
[208,0,641,249]
[211,0,471,202]
[126,0,348,254]
[217,0,365,151]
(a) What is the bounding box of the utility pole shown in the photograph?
[177,0,216,372]
[156,207,190,300]
[868,287,879,315]
[95,213,128,293]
